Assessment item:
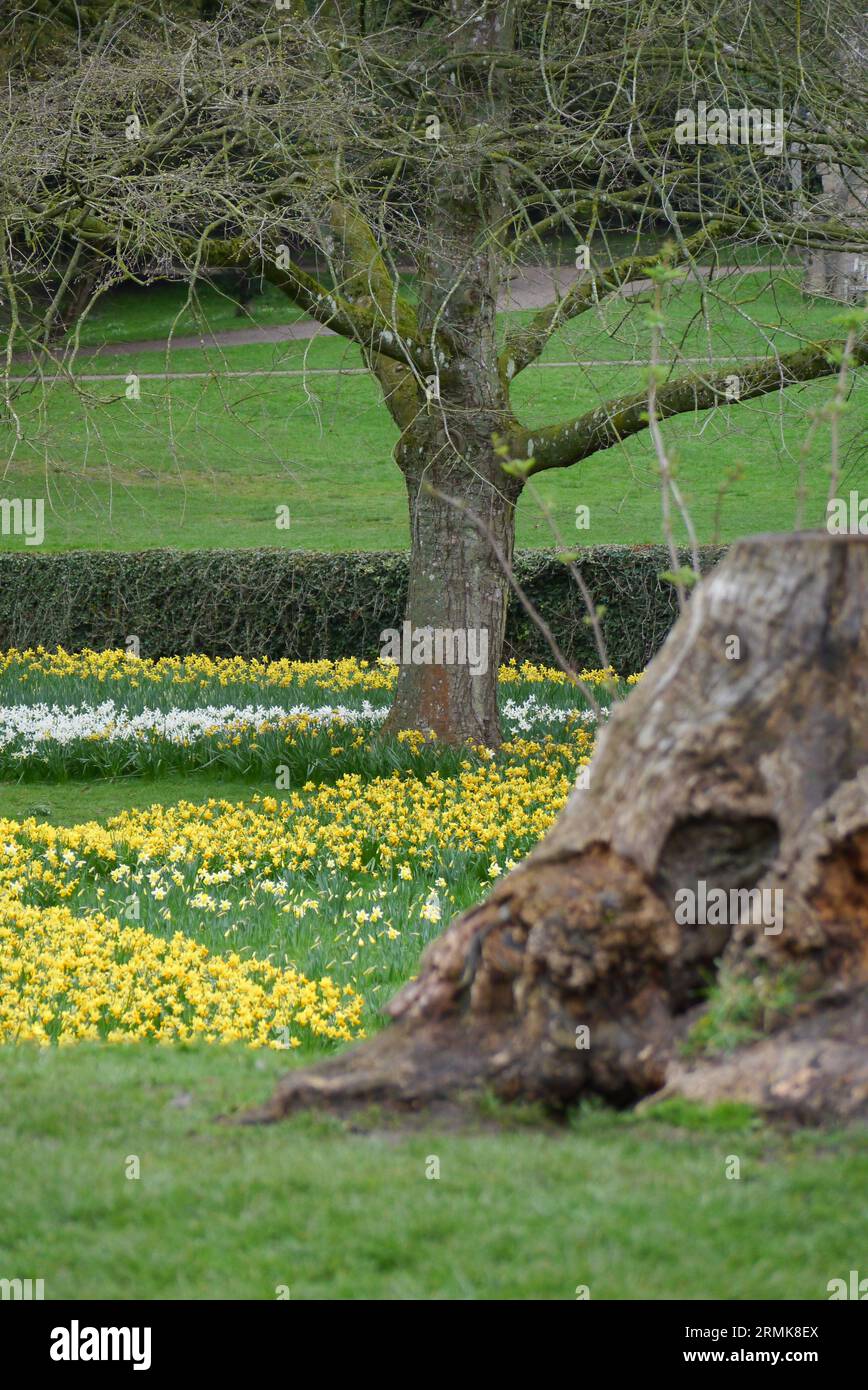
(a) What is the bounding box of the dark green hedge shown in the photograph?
[0,545,725,672]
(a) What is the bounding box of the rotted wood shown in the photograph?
[247,534,867,1125]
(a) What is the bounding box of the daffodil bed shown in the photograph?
[0,650,640,1053]
[0,647,637,780]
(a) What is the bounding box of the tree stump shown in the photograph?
[248,534,867,1125]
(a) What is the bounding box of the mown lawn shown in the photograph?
[0,771,270,825]
[1,257,865,1299]
[1,656,865,1302]
[1,1042,865,1300]
[4,272,864,552]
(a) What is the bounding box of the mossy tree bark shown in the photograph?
[6,1,867,750]
[380,447,521,748]
[377,0,522,748]
[249,534,868,1125]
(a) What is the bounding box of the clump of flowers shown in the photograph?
[0,896,363,1048]
[0,651,643,1050]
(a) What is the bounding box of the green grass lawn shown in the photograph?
[0,772,268,824]
[1,264,865,1301]
[3,752,866,1300]
[58,277,310,348]
[0,662,863,1300]
[3,272,863,552]
[1,1042,864,1300]
[29,235,793,351]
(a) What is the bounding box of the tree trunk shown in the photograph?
[234,268,259,315]
[44,260,99,344]
[801,20,868,304]
[803,161,868,302]
[248,534,868,1126]
[380,437,521,748]
[378,0,521,747]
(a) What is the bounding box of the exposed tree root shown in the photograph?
[245,535,868,1127]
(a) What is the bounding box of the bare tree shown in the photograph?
[1,0,866,743]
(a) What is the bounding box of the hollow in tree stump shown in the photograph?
[247,534,867,1125]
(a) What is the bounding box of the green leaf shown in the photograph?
[829,307,868,330]
[646,264,682,284]
[659,566,699,589]
[501,458,533,478]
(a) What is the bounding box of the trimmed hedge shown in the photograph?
[0,545,725,671]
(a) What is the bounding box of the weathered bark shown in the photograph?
[380,444,521,748]
[249,533,868,1125]
[379,0,523,747]
[9,0,868,764]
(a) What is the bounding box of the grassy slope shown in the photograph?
[2,1043,865,1300]
[2,264,865,1298]
[4,275,864,552]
